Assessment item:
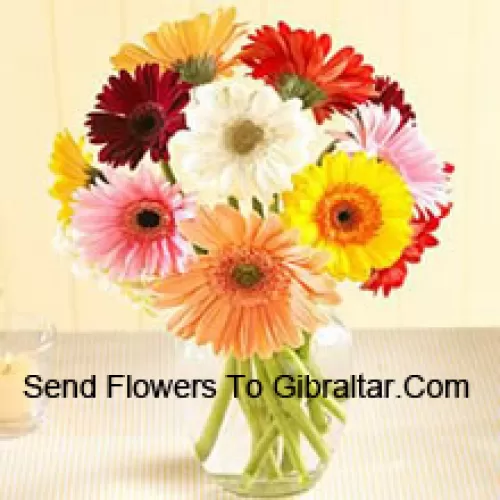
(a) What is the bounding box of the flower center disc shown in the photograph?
[225,119,265,155]
[232,263,263,288]
[330,201,359,232]
[128,102,165,140]
[316,185,383,245]
[136,209,162,229]
[125,201,171,239]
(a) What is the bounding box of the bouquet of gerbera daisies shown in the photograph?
[49,6,453,496]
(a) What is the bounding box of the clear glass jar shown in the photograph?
[0,313,55,438]
[179,312,352,498]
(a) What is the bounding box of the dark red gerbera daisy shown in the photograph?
[371,76,416,128]
[240,22,376,124]
[86,64,191,168]
[362,164,454,296]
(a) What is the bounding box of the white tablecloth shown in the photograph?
[0,329,498,499]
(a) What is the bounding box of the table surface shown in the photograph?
[0,329,498,500]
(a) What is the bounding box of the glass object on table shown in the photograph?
[177,311,352,498]
[0,312,55,438]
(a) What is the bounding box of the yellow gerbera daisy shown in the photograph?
[49,130,93,226]
[111,7,246,85]
[282,152,413,282]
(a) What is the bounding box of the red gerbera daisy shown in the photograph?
[371,76,416,128]
[362,204,452,296]
[240,22,376,124]
[86,64,191,169]
[362,164,454,296]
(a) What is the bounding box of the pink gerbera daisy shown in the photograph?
[336,103,448,214]
[72,164,196,281]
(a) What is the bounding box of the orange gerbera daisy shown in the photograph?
[111,7,246,85]
[152,205,340,359]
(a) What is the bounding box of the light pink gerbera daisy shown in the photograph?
[72,165,196,281]
[335,103,448,214]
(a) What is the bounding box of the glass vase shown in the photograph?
[181,312,352,498]
[0,313,56,438]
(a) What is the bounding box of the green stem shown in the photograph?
[195,357,236,462]
[316,140,338,165]
[236,360,261,448]
[281,430,299,474]
[238,360,281,479]
[193,244,208,255]
[307,399,329,434]
[306,358,348,403]
[265,359,330,463]
[252,197,265,218]
[281,348,346,424]
[160,161,177,184]
[297,337,329,434]
[274,353,301,473]
[242,424,280,488]
[254,358,310,484]
[297,333,311,360]
[281,348,309,376]
[301,346,349,403]
[317,395,347,423]
[228,196,240,210]
[265,417,281,479]
[269,193,280,214]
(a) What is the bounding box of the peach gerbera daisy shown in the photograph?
[152,205,341,359]
[111,7,246,85]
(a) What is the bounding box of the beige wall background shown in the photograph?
[0,0,497,332]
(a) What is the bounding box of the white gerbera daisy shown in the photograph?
[169,78,316,206]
